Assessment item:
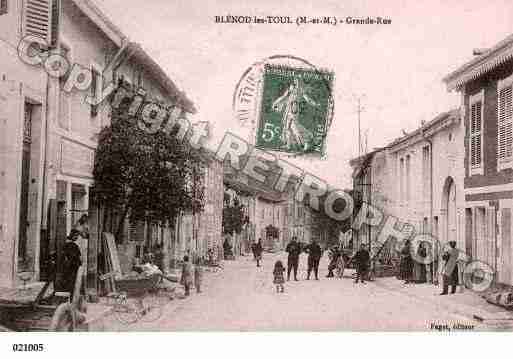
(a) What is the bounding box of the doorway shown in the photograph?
[441,177,457,244]
[465,208,473,259]
[17,103,33,272]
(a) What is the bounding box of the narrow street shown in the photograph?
[102,253,491,331]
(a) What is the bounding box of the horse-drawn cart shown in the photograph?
[0,266,89,331]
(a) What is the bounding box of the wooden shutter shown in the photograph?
[470,101,482,167]
[498,85,513,163]
[90,68,100,118]
[50,0,60,47]
[0,0,8,15]
[501,208,512,285]
[128,220,145,242]
[23,0,52,43]
[486,207,496,270]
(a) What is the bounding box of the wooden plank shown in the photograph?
[102,236,114,293]
[87,203,100,299]
[103,233,122,280]
[102,233,116,292]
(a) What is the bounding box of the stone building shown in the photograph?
[349,109,465,278]
[173,152,224,263]
[350,148,391,250]
[387,110,465,248]
[0,0,52,287]
[0,0,196,287]
[444,34,513,286]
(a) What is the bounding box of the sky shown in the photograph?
[94,0,513,189]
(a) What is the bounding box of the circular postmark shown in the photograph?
[233,55,334,157]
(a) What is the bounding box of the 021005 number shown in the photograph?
[12,344,44,352]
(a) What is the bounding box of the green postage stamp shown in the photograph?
[256,64,334,155]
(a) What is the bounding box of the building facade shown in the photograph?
[387,110,465,249]
[0,0,51,287]
[349,110,465,278]
[0,0,197,287]
[444,35,513,287]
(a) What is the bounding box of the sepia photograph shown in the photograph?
[1,0,513,354]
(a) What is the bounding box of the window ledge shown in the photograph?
[470,165,484,176]
[498,158,513,172]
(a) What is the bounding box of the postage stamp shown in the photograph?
[256,64,334,155]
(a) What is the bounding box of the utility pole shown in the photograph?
[353,94,366,157]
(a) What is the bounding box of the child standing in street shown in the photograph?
[273,260,285,293]
[180,255,193,296]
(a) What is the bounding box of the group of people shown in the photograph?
[398,239,461,295]
[271,237,372,293]
[271,237,323,293]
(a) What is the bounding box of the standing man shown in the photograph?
[440,241,459,295]
[305,239,322,280]
[285,236,301,281]
[254,238,263,268]
[353,244,370,284]
[326,245,342,278]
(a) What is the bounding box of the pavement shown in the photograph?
[88,252,513,331]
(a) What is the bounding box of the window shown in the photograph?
[422,217,428,234]
[405,155,411,202]
[399,157,403,203]
[422,146,430,201]
[498,75,513,170]
[0,0,8,15]
[50,0,60,47]
[469,91,484,175]
[90,67,101,119]
[23,0,52,43]
[58,44,71,130]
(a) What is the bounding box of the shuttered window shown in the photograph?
[0,0,8,15]
[128,220,145,242]
[58,45,71,130]
[470,98,483,170]
[498,84,513,168]
[23,0,52,43]
[90,68,100,118]
[50,0,60,47]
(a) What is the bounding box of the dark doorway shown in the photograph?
[17,103,33,272]
[465,208,473,259]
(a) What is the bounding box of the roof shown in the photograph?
[224,174,287,203]
[387,109,460,150]
[71,0,126,46]
[443,33,513,91]
[349,148,384,168]
[128,44,196,113]
[71,0,196,113]
[347,108,461,176]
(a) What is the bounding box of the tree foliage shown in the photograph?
[222,192,246,235]
[92,98,205,235]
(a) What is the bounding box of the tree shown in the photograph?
[222,192,246,236]
[92,94,204,241]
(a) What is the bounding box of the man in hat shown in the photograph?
[440,241,459,295]
[285,236,301,281]
[353,243,370,284]
[305,239,322,280]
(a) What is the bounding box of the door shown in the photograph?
[465,208,473,258]
[501,208,512,285]
[446,180,457,242]
[17,103,33,272]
